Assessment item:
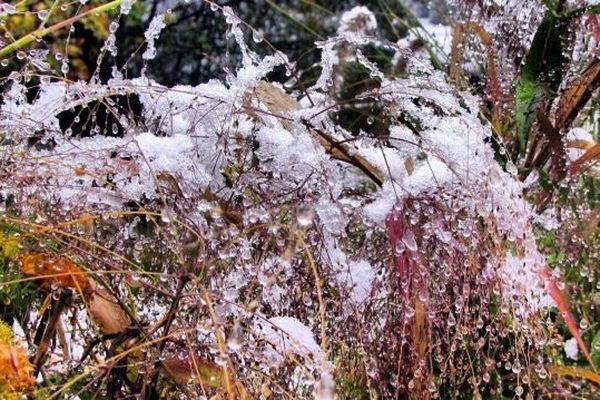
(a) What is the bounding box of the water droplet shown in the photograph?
[401,230,418,251]
[515,385,524,396]
[160,208,175,223]
[297,206,314,227]
[252,29,264,43]
[227,321,244,352]
[482,372,490,383]
[37,9,49,20]
[447,312,456,327]
[109,21,119,33]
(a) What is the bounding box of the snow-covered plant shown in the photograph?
[0,2,598,399]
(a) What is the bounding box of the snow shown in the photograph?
[258,316,323,362]
[120,0,135,15]
[337,6,378,35]
[564,337,579,360]
[346,260,376,305]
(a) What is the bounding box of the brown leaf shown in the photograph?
[404,157,415,176]
[87,288,131,335]
[161,355,224,388]
[555,60,600,130]
[536,109,566,179]
[33,289,72,369]
[569,142,600,176]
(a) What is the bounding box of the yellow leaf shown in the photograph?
[0,234,20,259]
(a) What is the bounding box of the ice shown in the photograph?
[142,15,166,60]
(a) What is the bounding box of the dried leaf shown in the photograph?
[549,365,600,385]
[568,142,600,176]
[20,253,92,294]
[33,289,72,369]
[536,109,566,179]
[161,355,224,388]
[555,60,600,130]
[87,288,131,335]
[404,157,415,176]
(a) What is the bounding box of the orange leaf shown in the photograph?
[549,365,600,385]
[543,266,597,372]
[0,343,35,392]
[20,253,92,294]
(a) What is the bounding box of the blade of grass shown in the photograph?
[0,0,124,59]
[264,0,324,40]
[555,60,600,130]
[515,6,568,155]
[568,142,600,176]
[543,266,597,372]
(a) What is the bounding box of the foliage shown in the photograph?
[0,0,598,399]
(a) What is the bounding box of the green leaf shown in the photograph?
[515,10,568,155]
[592,330,600,369]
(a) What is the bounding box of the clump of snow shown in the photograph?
[257,316,323,363]
[564,337,579,360]
[120,0,135,15]
[345,260,376,305]
[337,6,378,34]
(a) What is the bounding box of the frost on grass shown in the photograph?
[0,5,569,399]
